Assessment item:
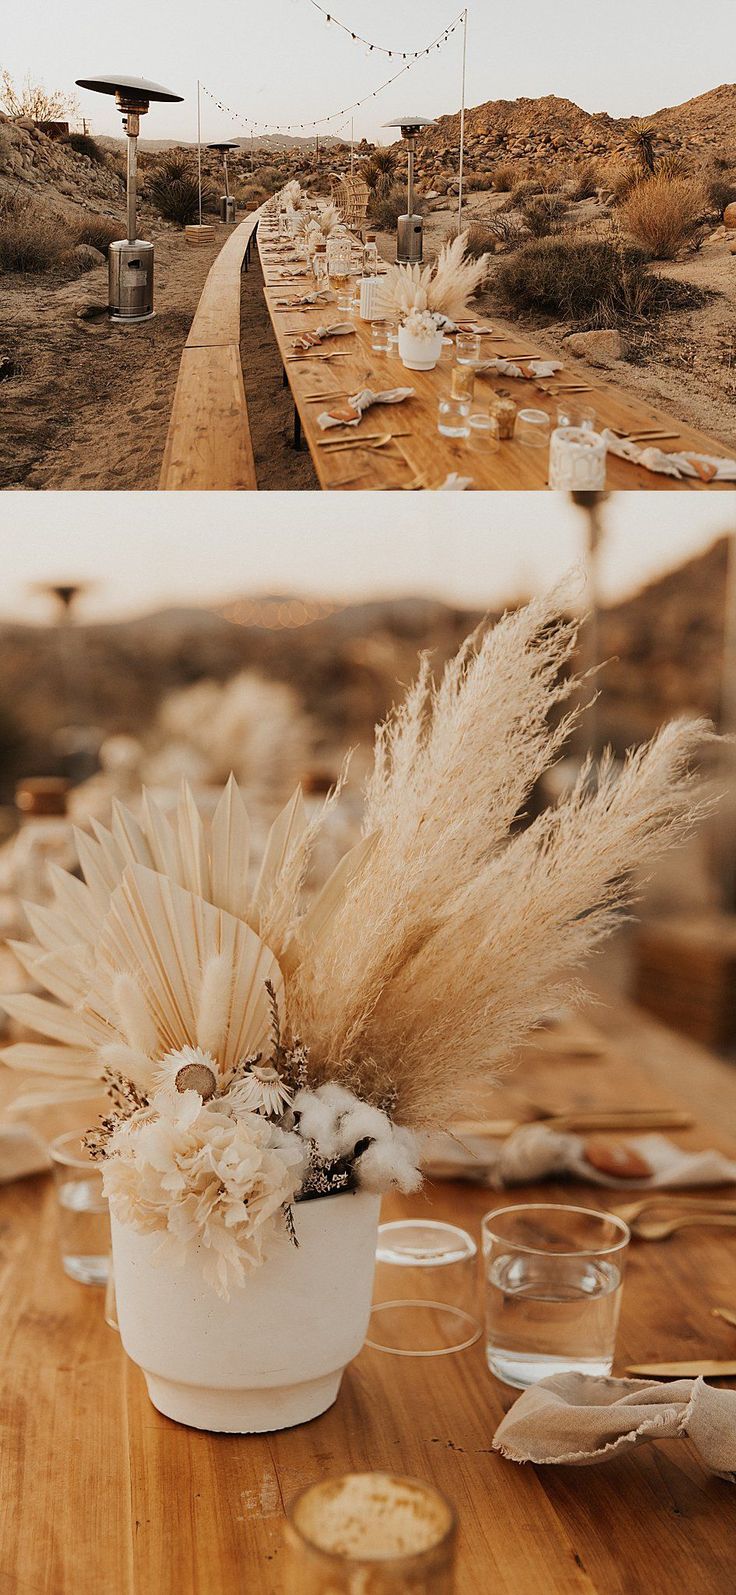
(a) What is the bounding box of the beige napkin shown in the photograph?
[602,430,736,482]
[317,387,415,430]
[476,356,563,380]
[291,322,355,351]
[424,1126,736,1189]
[437,473,474,490]
[0,1123,49,1182]
[275,291,331,307]
[493,1372,736,1481]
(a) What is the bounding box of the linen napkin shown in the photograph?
[423,1125,736,1189]
[476,356,563,380]
[437,473,474,489]
[290,323,355,351]
[317,387,415,429]
[602,430,736,483]
[274,291,332,307]
[0,1123,49,1182]
[493,1372,736,1481]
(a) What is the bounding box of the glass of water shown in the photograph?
[482,1202,629,1389]
[50,1131,110,1285]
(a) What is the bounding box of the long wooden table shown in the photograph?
[258,219,734,492]
[2,990,736,1594]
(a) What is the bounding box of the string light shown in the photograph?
[308,1,462,62]
[199,7,464,136]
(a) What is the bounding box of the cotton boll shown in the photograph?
[355,1135,422,1195]
[291,1089,345,1159]
[333,1101,392,1158]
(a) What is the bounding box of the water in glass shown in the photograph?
[486,1249,623,1387]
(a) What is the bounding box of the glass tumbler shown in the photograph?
[515,408,551,448]
[371,319,393,354]
[467,413,500,455]
[482,1203,630,1389]
[556,401,596,431]
[50,1131,110,1285]
[455,331,481,366]
[438,395,471,440]
[283,1472,456,1594]
[367,1219,481,1355]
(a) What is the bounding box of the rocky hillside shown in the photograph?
[0,114,124,219]
[414,83,736,183]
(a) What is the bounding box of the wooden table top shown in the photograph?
[2,990,736,1595]
[257,221,734,492]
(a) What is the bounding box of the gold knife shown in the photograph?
[626,1361,736,1377]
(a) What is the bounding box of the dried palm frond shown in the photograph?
[378,230,492,321]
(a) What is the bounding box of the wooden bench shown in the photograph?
[159,206,265,491]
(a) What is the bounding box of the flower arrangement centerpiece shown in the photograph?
[1,592,712,1433]
[378,232,492,370]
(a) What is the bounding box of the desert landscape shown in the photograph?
[2,80,736,489]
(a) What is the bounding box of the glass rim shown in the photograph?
[377,1218,477,1261]
[481,1201,630,1257]
[286,1471,457,1565]
[516,407,550,424]
[49,1130,96,1170]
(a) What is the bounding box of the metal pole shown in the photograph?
[197,79,202,226]
[351,116,354,173]
[223,150,229,198]
[458,8,468,228]
[250,125,255,171]
[407,138,415,218]
[126,116,138,243]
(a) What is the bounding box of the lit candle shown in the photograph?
[548,426,607,490]
[283,1472,456,1593]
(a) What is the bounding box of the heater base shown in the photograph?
[109,309,156,324]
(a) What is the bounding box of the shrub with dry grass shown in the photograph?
[520,192,567,238]
[444,221,494,259]
[67,132,107,166]
[619,173,706,259]
[75,215,125,256]
[570,160,601,201]
[148,154,213,226]
[708,175,736,216]
[601,160,642,204]
[495,234,697,326]
[491,162,516,192]
[362,149,397,200]
[370,183,426,231]
[0,195,74,273]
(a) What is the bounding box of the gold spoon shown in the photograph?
[631,1212,736,1240]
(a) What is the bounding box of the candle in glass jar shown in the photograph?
[283,1472,456,1594]
[489,394,517,440]
[548,425,607,489]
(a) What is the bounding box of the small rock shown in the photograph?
[71,243,106,271]
[724,201,736,229]
[564,328,623,367]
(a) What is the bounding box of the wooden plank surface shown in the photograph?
[257,218,735,492]
[2,991,735,1594]
[159,208,263,491]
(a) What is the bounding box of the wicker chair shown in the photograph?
[334,173,370,232]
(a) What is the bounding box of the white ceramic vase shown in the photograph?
[398,322,444,371]
[110,1188,381,1434]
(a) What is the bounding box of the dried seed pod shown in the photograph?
[175,1061,218,1099]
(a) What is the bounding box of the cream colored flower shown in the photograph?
[228,1065,293,1120]
[154,1045,219,1100]
[103,1089,307,1297]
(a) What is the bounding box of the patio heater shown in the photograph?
[382,115,436,263]
[208,142,239,223]
[75,73,183,322]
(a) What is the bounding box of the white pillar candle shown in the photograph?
[549,426,607,490]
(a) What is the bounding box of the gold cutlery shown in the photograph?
[630,1212,736,1240]
[613,1196,736,1223]
[627,1360,736,1377]
[713,1307,736,1330]
[316,430,410,447]
[454,1108,694,1139]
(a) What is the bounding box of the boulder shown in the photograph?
[564,328,623,367]
[724,201,736,229]
[71,243,106,272]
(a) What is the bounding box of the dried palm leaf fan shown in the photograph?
[76,74,183,322]
[1,589,715,1137]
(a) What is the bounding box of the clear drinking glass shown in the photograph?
[482,1203,629,1389]
[50,1131,110,1285]
[467,413,500,454]
[283,1472,456,1594]
[371,320,393,354]
[438,395,471,440]
[451,365,475,403]
[515,408,551,448]
[556,401,596,431]
[367,1219,481,1356]
[455,331,481,366]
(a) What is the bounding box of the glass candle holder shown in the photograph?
[549,426,607,489]
[367,1219,481,1356]
[482,1203,630,1389]
[50,1131,110,1285]
[515,408,551,448]
[371,320,393,354]
[467,412,500,454]
[283,1472,457,1594]
[455,331,481,366]
[438,395,471,440]
[556,401,596,431]
[489,394,516,440]
[451,365,475,403]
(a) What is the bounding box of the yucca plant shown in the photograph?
[626,119,657,175]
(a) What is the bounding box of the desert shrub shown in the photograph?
[362,149,397,200]
[67,132,106,165]
[239,182,268,208]
[444,221,494,259]
[619,173,706,259]
[252,165,281,194]
[601,160,642,204]
[625,118,657,175]
[0,195,74,273]
[369,182,424,230]
[570,160,600,201]
[463,171,489,192]
[491,163,515,192]
[495,235,683,325]
[75,215,124,255]
[488,211,526,251]
[520,192,567,237]
[148,154,208,225]
[708,176,736,215]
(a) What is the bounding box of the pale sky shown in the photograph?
[4,0,733,146]
[0,494,732,624]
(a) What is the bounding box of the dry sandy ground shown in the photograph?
[392,192,736,450]
[0,227,315,491]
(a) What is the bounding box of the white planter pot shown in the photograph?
[111,1189,381,1434]
[398,322,444,371]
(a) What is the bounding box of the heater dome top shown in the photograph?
[383,115,436,134]
[207,141,240,151]
[76,74,182,103]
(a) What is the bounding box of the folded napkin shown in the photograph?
[0,1123,49,1182]
[275,291,331,307]
[476,356,563,380]
[291,322,355,351]
[437,472,474,490]
[493,1372,736,1482]
[424,1125,736,1189]
[317,387,415,430]
[602,430,736,483]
